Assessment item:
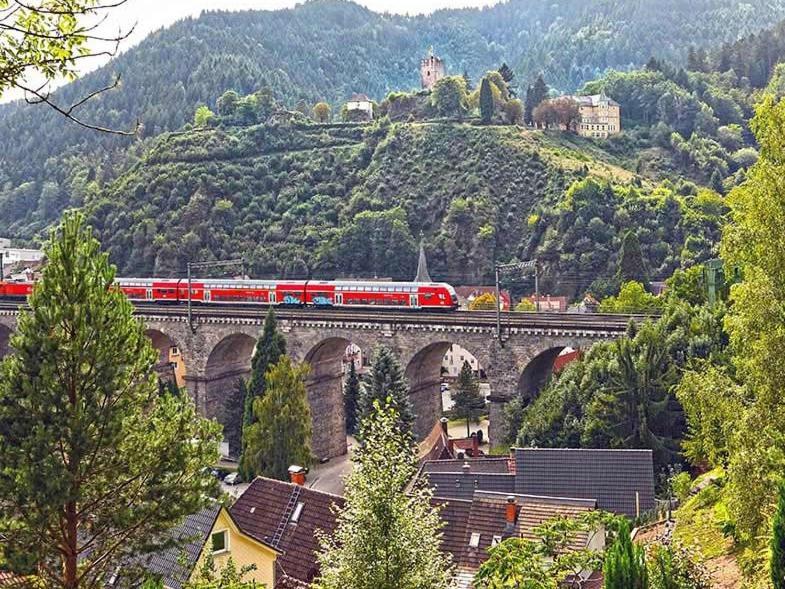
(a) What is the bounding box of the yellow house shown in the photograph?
[193,475,344,589]
[192,505,280,588]
[574,92,621,138]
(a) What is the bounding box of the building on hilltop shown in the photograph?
[573,92,621,138]
[420,47,446,90]
[343,93,374,122]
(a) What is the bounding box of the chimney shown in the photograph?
[505,496,517,531]
[471,432,479,457]
[462,462,471,475]
[288,465,306,486]
[440,417,449,436]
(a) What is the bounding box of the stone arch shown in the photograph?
[405,340,488,440]
[517,346,568,403]
[304,336,362,461]
[204,333,257,456]
[144,329,187,388]
[0,324,12,358]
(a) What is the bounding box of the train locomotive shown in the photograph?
[0,278,460,311]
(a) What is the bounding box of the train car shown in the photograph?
[321,280,458,310]
[0,280,34,300]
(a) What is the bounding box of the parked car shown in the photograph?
[224,472,242,485]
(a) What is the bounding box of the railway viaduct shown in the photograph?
[0,306,636,461]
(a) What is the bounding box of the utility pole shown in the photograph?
[494,259,538,344]
[185,258,245,332]
[0,252,4,280]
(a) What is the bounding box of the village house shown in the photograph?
[343,93,373,121]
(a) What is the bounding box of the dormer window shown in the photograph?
[469,532,481,548]
[291,502,305,523]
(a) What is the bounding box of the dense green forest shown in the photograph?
[1,0,784,236]
[68,113,722,296]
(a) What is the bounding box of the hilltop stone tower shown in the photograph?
[420,47,445,90]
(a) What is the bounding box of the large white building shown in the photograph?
[442,343,481,379]
[0,243,44,277]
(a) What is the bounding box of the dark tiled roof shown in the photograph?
[116,503,221,589]
[426,471,515,501]
[431,498,472,563]
[421,458,511,474]
[514,448,656,517]
[459,495,516,570]
[0,571,27,588]
[230,477,344,585]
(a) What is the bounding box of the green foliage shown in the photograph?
[525,75,549,125]
[357,346,415,439]
[241,356,312,481]
[431,76,467,119]
[187,554,262,589]
[475,511,611,589]
[599,282,662,313]
[772,481,785,589]
[0,212,220,588]
[479,77,494,124]
[617,230,649,286]
[647,543,711,589]
[344,360,360,435]
[603,519,648,589]
[194,105,216,127]
[452,361,485,437]
[517,304,726,474]
[239,308,287,478]
[313,101,331,123]
[315,401,452,589]
[504,98,523,125]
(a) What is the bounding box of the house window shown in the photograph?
[469,532,481,548]
[491,535,503,547]
[211,530,228,554]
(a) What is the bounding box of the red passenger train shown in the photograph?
[0,278,460,311]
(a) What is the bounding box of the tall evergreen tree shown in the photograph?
[480,77,494,124]
[498,62,517,97]
[772,480,785,589]
[239,308,286,476]
[315,401,453,589]
[524,74,549,125]
[452,360,485,437]
[603,519,648,589]
[0,212,220,589]
[357,345,416,438]
[344,360,361,435]
[241,356,312,481]
[617,230,649,287]
[462,69,473,92]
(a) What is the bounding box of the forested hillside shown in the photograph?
[1,0,783,237]
[76,118,722,296]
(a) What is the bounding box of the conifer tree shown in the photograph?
[357,345,416,438]
[772,480,785,589]
[241,356,312,481]
[452,360,485,437]
[344,360,361,435]
[498,62,517,97]
[0,212,220,589]
[525,74,549,124]
[315,401,453,589]
[480,77,494,124]
[239,308,286,476]
[616,230,649,288]
[462,70,474,92]
[603,519,648,589]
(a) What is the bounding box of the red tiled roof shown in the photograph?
[459,494,515,570]
[229,477,344,585]
[0,572,26,588]
[516,495,596,552]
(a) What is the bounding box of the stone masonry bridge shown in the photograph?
[0,305,640,461]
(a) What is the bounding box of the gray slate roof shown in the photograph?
[111,503,221,589]
[513,448,656,517]
[425,470,515,501]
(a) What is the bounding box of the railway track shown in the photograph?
[0,300,655,332]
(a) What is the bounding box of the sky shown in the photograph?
[1,0,501,103]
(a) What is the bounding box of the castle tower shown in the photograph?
[420,47,446,90]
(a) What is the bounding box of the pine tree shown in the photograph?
[344,360,361,435]
[357,345,416,439]
[498,62,517,97]
[462,69,473,92]
[315,401,453,589]
[603,519,648,589]
[772,480,785,589]
[452,360,485,437]
[239,308,286,476]
[616,230,649,287]
[524,74,549,125]
[0,212,220,589]
[480,77,494,124]
[241,356,313,481]
[710,168,725,194]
